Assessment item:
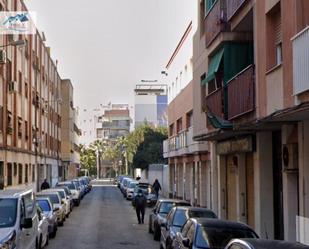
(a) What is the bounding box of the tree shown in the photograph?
[79,144,96,176]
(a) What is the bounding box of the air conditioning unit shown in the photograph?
[8,81,17,93]
[0,50,6,64]
[283,144,298,171]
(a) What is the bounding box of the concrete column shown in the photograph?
[183,162,186,200]
[194,161,198,205]
[218,155,227,219]
[174,163,177,198]
[211,142,218,214]
[254,132,274,239]
[237,154,247,224]
[297,121,309,245]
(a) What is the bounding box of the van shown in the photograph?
[0,189,39,249]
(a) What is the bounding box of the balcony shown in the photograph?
[205,88,224,118]
[227,0,247,20]
[292,26,309,96]
[204,0,228,47]
[163,127,208,158]
[227,64,255,120]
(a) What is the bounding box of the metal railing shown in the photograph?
[227,64,255,120]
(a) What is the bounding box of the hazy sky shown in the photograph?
[25,0,194,111]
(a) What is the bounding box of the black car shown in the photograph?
[148,199,191,241]
[160,207,217,249]
[174,218,258,249]
[225,239,309,249]
[131,183,157,207]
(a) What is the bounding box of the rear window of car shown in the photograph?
[37,200,51,211]
[188,210,217,219]
[196,226,257,248]
[39,194,60,204]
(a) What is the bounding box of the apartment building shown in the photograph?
[0,0,62,191]
[96,104,130,177]
[163,21,209,206]
[134,84,168,128]
[192,0,309,244]
[61,79,81,180]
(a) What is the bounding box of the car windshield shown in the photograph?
[188,210,217,219]
[0,198,17,228]
[129,182,137,188]
[37,200,51,212]
[57,191,65,199]
[173,210,187,227]
[196,226,257,248]
[159,202,175,214]
[39,194,60,204]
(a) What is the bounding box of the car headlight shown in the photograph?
[0,231,16,249]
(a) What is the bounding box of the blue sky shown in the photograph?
[25,0,195,111]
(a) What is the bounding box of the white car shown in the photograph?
[0,189,39,249]
[126,181,138,200]
[36,206,49,248]
[57,181,81,206]
[51,188,71,217]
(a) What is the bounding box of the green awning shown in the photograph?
[207,113,232,130]
[202,48,224,85]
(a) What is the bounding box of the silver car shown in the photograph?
[36,192,66,226]
[37,206,49,249]
[36,197,57,238]
[57,181,81,206]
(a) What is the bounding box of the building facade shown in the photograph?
[191,0,309,244]
[95,104,130,177]
[163,20,209,206]
[61,79,81,180]
[134,84,168,128]
[0,0,66,191]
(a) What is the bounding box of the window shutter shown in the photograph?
[274,11,282,44]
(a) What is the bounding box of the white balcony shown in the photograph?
[292,26,309,96]
[163,127,208,158]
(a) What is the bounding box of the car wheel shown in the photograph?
[153,224,161,241]
[148,217,153,233]
[50,228,57,239]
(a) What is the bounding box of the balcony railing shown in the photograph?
[292,26,309,96]
[227,64,255,120]
[204,0,228,47]
[227,0,247,20]
[205,88,224,118]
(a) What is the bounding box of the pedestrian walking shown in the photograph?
[152,179,161,198]
[134,189,147,224]
[41,179,50,190]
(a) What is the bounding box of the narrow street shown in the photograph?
[48,180,158,249]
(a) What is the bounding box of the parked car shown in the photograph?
[36,197,58,238]
[57,185,74,211]
[225,238,309,249]
[49,188,71,217]
[73,179,86,198]
[36,205,49,249]
[57,181,81,206]
[125,180,138,199]
[174,218,258,249]
[0,189,39,249]
[36,191,66,226]
[117,175,129,188]
[132,183,157,207]
[148,199,191,241]
[160,207,217,249]
[120,177,132,195]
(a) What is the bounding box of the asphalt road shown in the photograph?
[47,180,158,249]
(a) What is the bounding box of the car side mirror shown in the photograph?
[21,218,33,229]
[182,238,190,248]
[54,207,59,212]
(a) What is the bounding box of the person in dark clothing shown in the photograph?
[41,179,50,190]
[134,189,147,224]
[152,179,161,198]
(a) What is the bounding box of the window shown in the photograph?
[266,3,282,69]
[7,163,13,186]
[0,162,4,190]
[25,121,28,140]
[169,124,175,136]
[25,82,28,98]
[186,112,193,128]
[25,164,28,183]
[32,165,35,182]
[18,164,23,184]
[18,118,22,139]
[18,71,22,94]
[176,118,183,133]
